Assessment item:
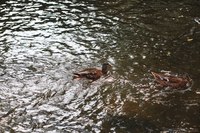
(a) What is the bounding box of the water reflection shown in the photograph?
[0,0,200,132]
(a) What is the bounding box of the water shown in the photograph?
[0,0,200,132]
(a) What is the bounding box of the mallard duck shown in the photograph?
[151,71,192,89]
[73,63,112,81]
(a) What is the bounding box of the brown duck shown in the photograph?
[73,63,112,81]
[151,71,192,89]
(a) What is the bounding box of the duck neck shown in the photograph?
[102,66,108,74]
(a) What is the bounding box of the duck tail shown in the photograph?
[151,71,162,80]
[73,73,81,80]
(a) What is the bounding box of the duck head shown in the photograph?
[184,74,193,87]
[102,63,112,74]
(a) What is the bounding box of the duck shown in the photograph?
[73,63,112,82]
[151,71,192,89]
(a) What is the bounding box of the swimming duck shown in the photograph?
[151,71,192,89]
[73,63,112,81]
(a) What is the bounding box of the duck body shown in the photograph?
[73,63,111,81]
[73,68,103,81]
[151,71,192,89]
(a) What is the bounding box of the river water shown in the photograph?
[0,0,200,132]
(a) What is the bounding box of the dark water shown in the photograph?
[0,0,200,132]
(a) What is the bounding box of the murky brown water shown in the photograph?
[0,0,200,132]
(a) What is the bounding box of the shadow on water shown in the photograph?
[101,85,200,133]
[0,0,200,132]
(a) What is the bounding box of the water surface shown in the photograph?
[0,0,200,132]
